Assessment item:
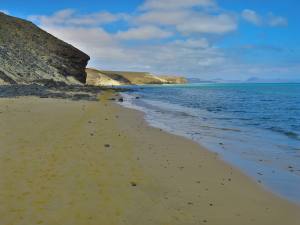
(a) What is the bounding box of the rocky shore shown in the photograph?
[0,81,130,101]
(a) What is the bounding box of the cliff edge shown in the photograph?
[0,13,90,85]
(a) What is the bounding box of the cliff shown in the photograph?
[86,68,187,86]
[0,12,90,85]
[86,68,131,86]
[159,76,188,84]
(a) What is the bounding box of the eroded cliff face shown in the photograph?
[86,68,131,86]
[0,13,90,85]
[86,68,187,86]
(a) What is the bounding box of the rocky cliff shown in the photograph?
[86,68,187,86]
[0,13,90,85]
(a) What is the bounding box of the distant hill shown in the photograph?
[0,12,90,85]
[86,68,187,86]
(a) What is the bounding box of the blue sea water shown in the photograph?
[120,83,300,204]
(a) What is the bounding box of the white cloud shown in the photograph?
[242,9,288,27]
[140,0,216,11]
[134,10,189,26]
[115,26,172,40]
[267,13,288,27]
[177,14,237,34]
[242,9,261,25]
[29,9,125,27]
[171,38,209,48]
[134,0,237,35]
[134,9,237,35]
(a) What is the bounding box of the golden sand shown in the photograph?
[0,94,299,225]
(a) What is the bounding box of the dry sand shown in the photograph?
[0,93,299,225]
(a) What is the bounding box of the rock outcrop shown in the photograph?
[86,68,187,86]
[0,12,90,85]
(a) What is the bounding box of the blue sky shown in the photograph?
[1,0,299,80]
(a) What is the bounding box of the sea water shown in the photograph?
[120,83,300,204]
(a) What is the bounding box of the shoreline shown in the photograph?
[0,93,299,224]
[116,96,300,205]
[118,87,300,204]
[113,94,300,205]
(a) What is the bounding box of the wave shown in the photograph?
[268,126,300,140]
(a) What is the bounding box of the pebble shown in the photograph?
[130,182,137,187]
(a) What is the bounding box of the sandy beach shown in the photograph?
[0,92,299,225]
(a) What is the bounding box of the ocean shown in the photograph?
[120,83,300,204]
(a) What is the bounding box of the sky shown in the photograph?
[1,0,299,80]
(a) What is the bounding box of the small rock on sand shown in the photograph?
[130,182,137,187]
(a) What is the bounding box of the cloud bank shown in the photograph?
[28,0,295,80]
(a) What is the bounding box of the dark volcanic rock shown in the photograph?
[0,12,90,84]
[0,84,102,101]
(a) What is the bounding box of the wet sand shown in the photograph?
[0,93,299,225]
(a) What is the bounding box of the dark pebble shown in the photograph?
[130,182,137,187]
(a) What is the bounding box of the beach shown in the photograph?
[0,92,299,225]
